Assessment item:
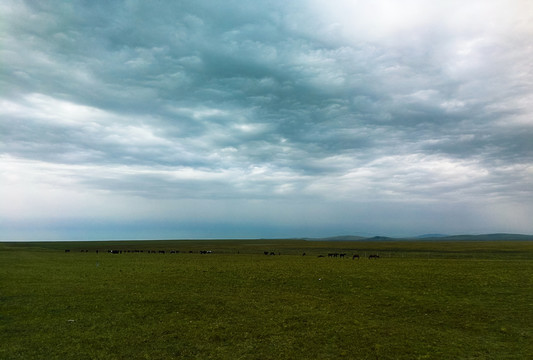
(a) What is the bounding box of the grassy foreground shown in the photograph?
[1,240,532,359]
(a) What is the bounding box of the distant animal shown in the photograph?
[368,254,380,259]
[352,254,359,260]
[317,255,325,258]
[64,249,70,253]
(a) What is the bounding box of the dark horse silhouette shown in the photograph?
[368,254,380,259]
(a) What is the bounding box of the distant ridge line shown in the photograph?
[307,233,533,241]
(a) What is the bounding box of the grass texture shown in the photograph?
[1,240,532,359]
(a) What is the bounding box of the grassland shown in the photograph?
[1,239,532,359]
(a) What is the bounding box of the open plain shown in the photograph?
[1,239,532,359]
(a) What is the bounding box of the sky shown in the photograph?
[1,0,532,240]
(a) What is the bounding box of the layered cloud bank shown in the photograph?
[1,1,532,239]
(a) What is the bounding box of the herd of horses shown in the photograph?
[65,248,380,259]
[66,249,207,254]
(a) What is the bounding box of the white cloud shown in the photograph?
[1,0,532,238]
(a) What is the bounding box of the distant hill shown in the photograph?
[437,233,533,241]
[307,233,533,241]
[309,235,393,241]
[368,236,393,241]
[416,234,449,238]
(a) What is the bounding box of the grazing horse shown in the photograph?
[368,254,380,259]
[64,249,70,253]
[352,254,359,260]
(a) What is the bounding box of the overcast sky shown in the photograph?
[1,0,532,240]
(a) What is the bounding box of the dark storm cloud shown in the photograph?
[1,0,532,238]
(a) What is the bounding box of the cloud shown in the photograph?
[1,0,532,238]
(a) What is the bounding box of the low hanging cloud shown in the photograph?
[1,0,532,239]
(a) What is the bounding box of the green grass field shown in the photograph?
[1,240,532,359]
